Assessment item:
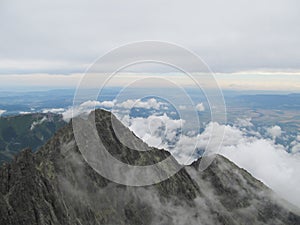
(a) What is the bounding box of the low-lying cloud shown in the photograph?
[266,125,282,139]
[116,98,164,110]
[125,113,183,148]
[0,110,6,116]
[42,108,65,114]
[62,98,167,121]
[196,103,205,112]
[121,114,300,208]
[30,116,47,130]
[62,100,116,121]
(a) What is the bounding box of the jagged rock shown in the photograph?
[0,109,299,225]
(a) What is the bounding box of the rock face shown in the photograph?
[0,109,299,225]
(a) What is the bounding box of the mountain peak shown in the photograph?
[0,110,299,224]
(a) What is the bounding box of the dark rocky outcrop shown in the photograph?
[0,109,299,225]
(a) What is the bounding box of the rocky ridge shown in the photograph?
[0,109,299,225]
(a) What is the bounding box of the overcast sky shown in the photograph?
[0,0,299,90]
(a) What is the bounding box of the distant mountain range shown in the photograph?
[0,113,66,164]
[0,109,299,225]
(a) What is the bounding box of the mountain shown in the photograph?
[0,113,66,164]
[0,109,299,225]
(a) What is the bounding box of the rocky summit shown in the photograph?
[0,109,299,225]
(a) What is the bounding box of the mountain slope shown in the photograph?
[0,113,66,164]
[0,109,299,225]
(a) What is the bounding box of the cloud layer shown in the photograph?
[119,113,300,208]
[61,98,167,121]
[1,0,300,74]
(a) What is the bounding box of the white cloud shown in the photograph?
[166,122,244,164]
[42,108,65,114]
[80,100,116,109]
[126,113,184,148]
[291,143,300,154]
[62,100,116,121]
[62,98,165,121]
[235,117,253,127]
[219,135,300,209]
[0,110,6,116]
[195,103,205,112]
[30,116,47,130]
[116,98,164,110]
[98,100,116,108]
[290,135,300,154]
[266,125,282,139]
[19,111,31,115]
[179,105,187,110]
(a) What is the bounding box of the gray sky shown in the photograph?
[0,0,299,90]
